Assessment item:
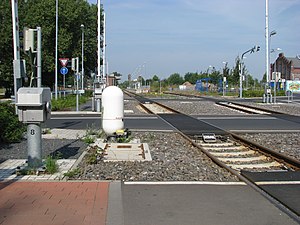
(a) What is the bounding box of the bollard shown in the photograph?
[27,124,42,168]
[92,96,95,112]
[96,99,101,112]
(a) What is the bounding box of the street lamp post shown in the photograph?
[55,0,58,99]
[239,60,243,98]
[103,12,106,81]
[240,46,260,98]
[266,0,269,84]
[81,24,84,90]
[97,0,101,81]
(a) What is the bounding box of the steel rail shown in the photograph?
[163,91,285,115]
[230,133,300,170]
[179,131,300,223]
[125,90,300,222]
[125,90,300,170]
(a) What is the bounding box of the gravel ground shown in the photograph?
[73,132,239,182]
[124,97,148,115]
[237,101,300,116]
[160,100,245,115]
[240,133,300,161]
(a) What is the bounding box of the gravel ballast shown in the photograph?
[240,133,300,161]
[161,100,245,115]
[74,132,239,182]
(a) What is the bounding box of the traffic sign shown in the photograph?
[59,58,69,67]
[60,67,68,75]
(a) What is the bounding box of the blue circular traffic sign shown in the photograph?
[60,67,68,75]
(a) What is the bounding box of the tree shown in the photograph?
[184,72,200,84]
[0,0,101,92]
[261,73,267,84]
[0,1,14,96]
[209,70,222,85]
[223,63,230,78]
[167,73,184,85]
[152,75,160,82]
[229,56,241,85]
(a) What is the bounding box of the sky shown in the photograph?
[88,0,300,81]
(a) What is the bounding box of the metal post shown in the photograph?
[55,0,58,99]
[239,47,257,99]
[223,62,227,97]
[37,27,42,88]
[81,24,84,90]
[96,0,101,113]
[97,0,101,81]
[92,96,95,111]
[223,77,225,97]
[239,62,243,98]
[27,124,42,168]
[11,0,20,61]
[11,0,22,109]
[103,12,106,80]
[76,57,79,111]
[266,0,270,84]
[63,74,66,98]
[274,73,277,104]
[96,99,101,112]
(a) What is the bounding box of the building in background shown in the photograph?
[271,53,300,81]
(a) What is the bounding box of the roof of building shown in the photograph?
[276,53,300,68]
[287,56,300,68]
[181,81,193,86]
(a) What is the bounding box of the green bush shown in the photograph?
[64,168,81,178]
[0,102,26,143]
[51,94,89,111]
[83,90,93,97]
[45,156,59,174]
[242,89,286,98]
[242,90,265,97]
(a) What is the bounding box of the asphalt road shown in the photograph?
[46,113,300,133]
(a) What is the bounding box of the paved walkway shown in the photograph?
[0,181,109,225]
[0,125,299,224]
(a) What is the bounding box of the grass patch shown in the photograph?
[45,156,59,174]
[82,135,95,144]
[51,94,90,111]
[85,146,104,164]
[64,168,81,178]
[81,125,105,144]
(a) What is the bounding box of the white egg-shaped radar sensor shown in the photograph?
[102,86,124,135]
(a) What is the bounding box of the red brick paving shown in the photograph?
[0,181,109,225]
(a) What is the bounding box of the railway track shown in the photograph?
[163,91,286,115]
[124,90,300,221]
[124,90,300,172]
[215,101,273,114]
[190,134,298,172]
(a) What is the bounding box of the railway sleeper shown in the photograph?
[197,142,236,147]
[203,146,248,151]
[218,156,268,163]
[227,161,283,170]
[209,150,256,157]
